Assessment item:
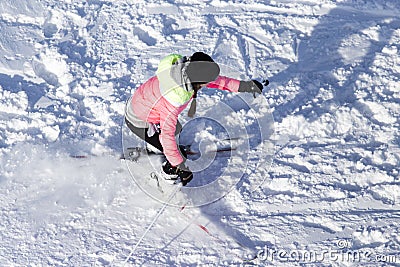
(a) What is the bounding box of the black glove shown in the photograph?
[177,163,193,186]
[162,160,193,186]
[238,79,269,95]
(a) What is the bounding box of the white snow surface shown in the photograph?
[1,0,400,266]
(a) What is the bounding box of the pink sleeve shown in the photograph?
[159,100,185,166]
[206,75,241,92]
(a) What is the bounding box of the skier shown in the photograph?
[125,52,265,186]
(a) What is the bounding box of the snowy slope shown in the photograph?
[1,0,400,266]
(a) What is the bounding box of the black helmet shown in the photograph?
[186,52,220,84]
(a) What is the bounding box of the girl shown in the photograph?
[125,52,264,186]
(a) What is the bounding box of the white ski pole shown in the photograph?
[121,184,182,266]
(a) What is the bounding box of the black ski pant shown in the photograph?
[125,118,183,155]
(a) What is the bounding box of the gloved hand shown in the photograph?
[177,163,193,186]
[238,79,269,96]
[162,160,193,186]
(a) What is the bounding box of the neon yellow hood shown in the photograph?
[156,54,194,107]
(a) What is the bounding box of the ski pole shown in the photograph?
[121,184,182,266]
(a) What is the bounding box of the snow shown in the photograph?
[1,0,400,266]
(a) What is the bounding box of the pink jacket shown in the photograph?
[130,75,241,166]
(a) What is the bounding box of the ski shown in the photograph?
[69,147,158,161]
[71,136,243,160]
[68,149,140,160]
[183,136,241,156]
[70,155,89,159]
[185,146,237,155]
[121,146,161,161]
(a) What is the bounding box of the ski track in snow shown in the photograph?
[1,0,400,266]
